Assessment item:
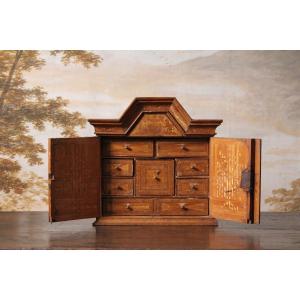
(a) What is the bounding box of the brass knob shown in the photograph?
[153,175,160,181]
[180,144,187,151]
[190,183,198,190]
[117,185,123,190]
[124,144,131,150]
[114,164,121,171]
[191,164,197,170]
[126,203,132,210]
[180,203,187,210]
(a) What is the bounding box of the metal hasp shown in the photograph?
[240,168,252,192]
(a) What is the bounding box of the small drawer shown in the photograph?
[103,139,153,157]
[103,199,154,215]
[103,178,133,196]
[156,139,208,157]
[157,199,208,216]
[103,159,133,177]
[176,178,209,196]
[176,159,208,177]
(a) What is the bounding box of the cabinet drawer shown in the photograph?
[103,178,133,196]
[103,199,154,215]
[156,139,208,157]
[157,199,208,216]
[176,159,208,177]
[135,159,174,196]
[176,178,209,196]
[103,159,133,177]
[103,140,153,157]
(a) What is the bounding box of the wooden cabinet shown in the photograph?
[49,97,261,226]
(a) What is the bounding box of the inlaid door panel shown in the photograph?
[210,138,261,224]
[135,159,174,196]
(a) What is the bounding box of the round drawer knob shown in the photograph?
[126,203,132,210]
[180,144,187,151]
[191,183,198,190]
[153,175,160,181]
[180,203,187,210]
[191,164,197,170]
[117,185,123,190]
[124,144,131,150]
[114,164,121,171]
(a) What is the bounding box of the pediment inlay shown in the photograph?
[129,113,184,136]
[88,97,223,137]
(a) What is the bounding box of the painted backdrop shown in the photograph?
[0,50,299,211]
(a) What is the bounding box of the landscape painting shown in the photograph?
[0,50,299,212]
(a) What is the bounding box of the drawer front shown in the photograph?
[103,159,133,177]
[156,139,208,157]
[157,199,208,216]
[176,178,209,196]
[135,159,174,196]
[176,159,208,177]
[103,178,133,196]
[103,199,154,215]
[103,140,153,157]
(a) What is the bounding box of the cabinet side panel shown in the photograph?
[253,139,261,224]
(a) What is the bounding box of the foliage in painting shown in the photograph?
[0,172,48,211]
[265,178,300,212]
[0,50,102,210]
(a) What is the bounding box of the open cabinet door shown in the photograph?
[210,138,261,224]
[49,137,101,222]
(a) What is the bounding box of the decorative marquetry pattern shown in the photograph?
[129,113,183,136]
[135,159,174,196]
[210,138,252,223]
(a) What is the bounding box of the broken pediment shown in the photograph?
[88,97,223,137]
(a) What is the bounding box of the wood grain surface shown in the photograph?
[0,212,298,249]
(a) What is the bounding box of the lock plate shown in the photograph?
[240,169,252,192]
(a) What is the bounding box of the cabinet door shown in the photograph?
[49,137,101,222]
[210,138,261,223]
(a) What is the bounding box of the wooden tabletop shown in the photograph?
[0,212,299,249]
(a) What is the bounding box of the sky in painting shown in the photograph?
[23,50,300,211]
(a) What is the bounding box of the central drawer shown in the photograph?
[135,159,174,196]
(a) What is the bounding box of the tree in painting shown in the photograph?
[265,178,300,212]
[0,50,102,210]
